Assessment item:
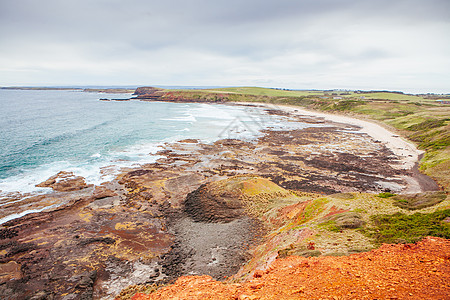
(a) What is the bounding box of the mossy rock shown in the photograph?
[183,176,296,223]
[392,191,447,210]
[320,212,365,231]
[377,192,396,198]
[334,212,365,229]
[329,193,355,200]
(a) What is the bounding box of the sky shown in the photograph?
[0,0,449,93]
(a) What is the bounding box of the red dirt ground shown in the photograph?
[130,236,450,300]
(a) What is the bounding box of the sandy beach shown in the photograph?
[242,102,427,193]
[253,103,423,169]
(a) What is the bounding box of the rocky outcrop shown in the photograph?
[132,87,166,101]
[92,185,117,199]
[131,87,226,103]
[0,186,173,299]
[184,183,245,223]
[36,171,92,192]
[133,87,163,96]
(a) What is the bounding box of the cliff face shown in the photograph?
[131,87,228,102]
[133,87,162,96]
[132,87,166,101]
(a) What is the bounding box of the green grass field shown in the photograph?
[342,91,432,102]
[180,87,439,102]
[201,87,325,97]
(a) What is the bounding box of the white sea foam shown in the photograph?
[0,99,317,225]
[161,114,197,122]
[0,203,62,224]
[0,143,164,198]
[188,104,236,120]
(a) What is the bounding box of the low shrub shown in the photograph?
[377,192,396,198]
[392,191,447,210]
[362,209,450,244]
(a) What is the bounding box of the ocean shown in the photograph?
[0,89,311,198]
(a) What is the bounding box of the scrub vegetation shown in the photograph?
[363,209,450,244]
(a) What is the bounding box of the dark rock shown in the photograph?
[0,240,18,250]
[29,291,52,300]
[127,169,151,177]
[78,237,115,246]
[184,184,244,223]
[0,228,18,240]
[6,243,36,257]
[36,171,92,192]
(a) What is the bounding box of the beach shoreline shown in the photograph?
[234,102,430,193]
[237,102,423,169]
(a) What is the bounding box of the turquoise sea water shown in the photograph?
[0,89,311,197]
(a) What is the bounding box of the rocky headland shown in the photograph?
[0,96,448,299]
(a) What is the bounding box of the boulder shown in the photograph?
[0,261,22,283]
[92,185,117,199]
[36,171,92,192]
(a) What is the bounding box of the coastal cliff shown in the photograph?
[119,87,450,299]
[0,88,448,299]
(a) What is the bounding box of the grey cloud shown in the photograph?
[0,0,449,92]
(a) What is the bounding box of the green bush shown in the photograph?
[392,191,447,210]
[377,192,396,198]
[363,209,450,244]
[407,118,448,131]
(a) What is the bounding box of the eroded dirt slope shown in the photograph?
[131,237,450,300]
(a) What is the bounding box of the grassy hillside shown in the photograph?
[202,87,325,97]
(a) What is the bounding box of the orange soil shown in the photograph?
[130,237,450,300]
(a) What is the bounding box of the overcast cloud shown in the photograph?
[0,0,449,93]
